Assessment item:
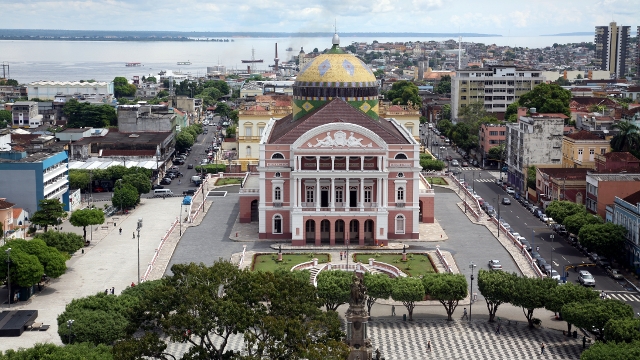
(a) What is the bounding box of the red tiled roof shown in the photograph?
[622,190,640,204]
[537,167,590,180]
[531,113,569,119]
[12,208,21,218]
[602,151,640,162]
[624,86,640,92]
[268,99,410,145]
[0,199,16,210]
[565,130,604,141]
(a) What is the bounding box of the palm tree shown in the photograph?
[610,121,640,152]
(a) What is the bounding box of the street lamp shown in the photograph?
[66,319,74,344]
[179,202,183,236]
[550,234,555,276]
[493,198,501,237]
[136,218,143,284]
[469,262,476,320]
[6,248,10,309]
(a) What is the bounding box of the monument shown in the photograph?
[345,275,374,360]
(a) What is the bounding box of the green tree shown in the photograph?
[604,318,640,343]
[68,169,91,191]
[30,199,67,232]
[562,299,634,340]
[505,101,520,122]
[610,121,640,153]
[63,99,117,128]
[373,69,385,78]
[517,83,571,117]
[363,273,393,316]
[69,208,105,241]
[391,277,424,321]
[441,104,451,120]
[422,273,468,321]
[437,119,453,135]
[112,182,139,210]
[113,76,137,98]
[435,75,451,94]
[457,101,490,124]
[0,342,113,359]
[385,81,421,107]
[0,245,45,288]
[0,109,11,128]
[544,282,599,334]
[555,76,571,86]
[488,145,505,161]
[544,200,585,225]
[214,102,232,118]
[510,276,557,328]
[122,173,152,195]
[420,158,445,170]
[527,165,536,189]
[316,270,351,311]
[477,270,517,322]
[34,231,85,255]
[581,340,640,360]
[578,223,627,260]
[175,131,195,153]
[5,238,68,279]
[563,212,602,237]
[203,80,230,95]
[145,76,157,84]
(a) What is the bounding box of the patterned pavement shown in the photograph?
[164,318,583,359]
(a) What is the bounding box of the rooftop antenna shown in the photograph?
[458,36,462,69]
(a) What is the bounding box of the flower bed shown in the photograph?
[251,253,330,272]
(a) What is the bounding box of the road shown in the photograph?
[437,138,640,314]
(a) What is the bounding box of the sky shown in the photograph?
[2,0,640,36]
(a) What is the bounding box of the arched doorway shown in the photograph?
[305,220,316,244]
[349,219,359,242]
[250,200,259,222]
[364,219,374,244]
[335,219,345,244]
[320,220,330,244]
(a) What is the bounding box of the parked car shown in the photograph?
[451,160,459,167]
[183,189,196,196]
[537,258,548,269]
[519,239,532,251]
[589,253,600,262]
[174,159,185,165]
[187,164,194,169]
[596,257,611,268]
[495,178,503,185]
[151,184,164,190]
[540,214,549,222]
[502,197,511,205]
[166,172,176,179]
[531,251,542,262]
[488,260,503,271]
[461,161,469,167]
[578,271,596,286]
[506,187,515,195]
[547,269,561,281]
[160,178,172,185]
[607,267,624,280]
[541,263,552,274]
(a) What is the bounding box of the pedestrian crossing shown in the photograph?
[474,178,495,183]
[606,292,640,302]
[459,167,482,171]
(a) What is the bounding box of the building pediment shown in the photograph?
[292,124,386,151]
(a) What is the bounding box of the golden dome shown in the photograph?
[295,53,376,86]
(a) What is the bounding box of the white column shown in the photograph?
[377,156,381,171]
[331,177,335,211]
[292,174,297,208]
[383,179,388,207]
[377,177,382,209]
[316,157,320,171]
[360,178,365,210]
[346,156,349,171]
[297,178,301,207]
[315,177,320,210]
[360,156,364,171]
[331,156,335,171]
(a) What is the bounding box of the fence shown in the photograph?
[141,218,179,281]
[489,217,545,278]
[368,258,406,277]
[435,245,454,273]
[237,245,247,267]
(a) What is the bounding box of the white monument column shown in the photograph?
[331,156,335,171]
[360,178,365,210]
[360,156,364,171]
[315,177,320,210]
[331,177,335,211]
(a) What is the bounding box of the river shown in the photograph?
[0,35,594,83]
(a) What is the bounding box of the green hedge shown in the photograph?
[195,163,226,174]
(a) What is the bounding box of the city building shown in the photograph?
[586,171,640,219]
[535,167,589,208]
[478,123,506,167]
[0,150,69,212]
[27,81,114,100]
[68,129,173,162]
[561,130,609,169]
[595,151,640,172]
[594,22,630,78]
[239,81,264,98]
[11,101,43,128]
[238,35,435,246]
[379,103,422,143]
[451,66,544,120]
[611,191,640,273]
[117,105,178,133]
[505,115,564,196]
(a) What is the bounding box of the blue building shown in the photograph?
[0,151,70,212]
[612,191,640,274]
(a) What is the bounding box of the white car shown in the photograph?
[488,260,503,271]
[506,187,515,195]
[547,269,561,281]
[578,270,596,287]
[451,160,459,167]
[540,214,549,222]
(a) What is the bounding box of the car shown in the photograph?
[502,197,511,205]
[522,200,530,208]
[607,267,624,280]
[488,260,503,271]
[510,232,521,238]
[520,239,532,251]
[166,172,176,179]
[452,168,461,175]
[531,251,542,262]
[187,164,194,169]
[589,252,600,262]
[537,258,548,269]
[578,271,596,286]
[160,178,172,185]
[451,160,459,166]
[495,178,503,185]
[151,184,164,190]
[597,257,611,268]
[183,189,196,196]
[505,187,515,195]
[540,214,549,222]
[461,161,469,167]
[541,263,552,274]
[174,159,185,165]
[93,186,104,193]
[446,155,453,161]
[547,269,561,281]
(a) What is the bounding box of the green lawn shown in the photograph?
[215,178,242,186]
[354,253,436,277]
[252,253,330,272]
[425,177,448,185]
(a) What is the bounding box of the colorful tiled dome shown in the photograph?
[292,34,379,120]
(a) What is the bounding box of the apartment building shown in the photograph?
[478,123,506,167]
[594,22,631,78]
[12,101,43,128]
[611,190,640,272]
[561,130,609,169]
[505,115,564,196]
[451,66,544,120]
[586,172,640,219]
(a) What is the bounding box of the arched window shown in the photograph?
[395,215,405,234]
[275,172,281,178]
[274,186,282,201]
[394,153,408,159]
[246,146,251,158]
[271,153,285,159]
[397,187,405,201]
[273,214,283,234]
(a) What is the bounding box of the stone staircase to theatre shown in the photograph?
[306,262,402,286]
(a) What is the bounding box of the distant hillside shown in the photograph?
[0,29,502,40]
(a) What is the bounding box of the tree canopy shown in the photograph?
[0,109,10,128]
[578,222,627,260]
[63,99,118,128]
[544,282,599,333]
[112,182,139,210]
[30,199,67,232]
[477,270,517,322]
[563,211,602,236]
[385,81,421,108]
[316,270,352,311]
[391,277,424,321]
[69,208,105,241]
[516,83,571,117]
[33,231,85,255]
[544,200,585,225]
[435,75,451,94]
[363,273,393,316]
[581,340,640,360]
[0,342,113,360]
[510,276,557,328]
[562,299,634,340]
[422,273,468,321]
[113,76,137,98]
[0,239,69,288]
[121,173,152,195]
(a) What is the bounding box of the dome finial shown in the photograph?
[332,19,340,46]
